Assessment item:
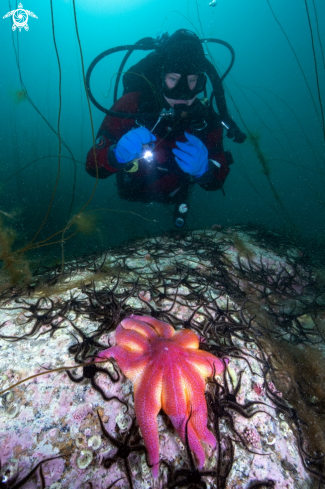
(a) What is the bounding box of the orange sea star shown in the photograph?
[97,315,225,478]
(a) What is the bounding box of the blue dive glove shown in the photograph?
[113,127,156,164]
[172,132,209,177]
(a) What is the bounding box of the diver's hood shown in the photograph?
[160,36,207,100]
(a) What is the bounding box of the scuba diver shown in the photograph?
[86,29,246,227]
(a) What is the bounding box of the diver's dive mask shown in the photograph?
[162,72,207,100]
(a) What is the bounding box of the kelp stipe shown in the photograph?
[8,0,78,219]
[0,360,109,398]
[311,0,325,71]
[4,0,101,276]
[189,2,296,230]
[103,71,163,113]
[25,0,64,249]
[247,132,271,177]
[4,155,84,185]
[57,0,101,275]
[266,0,325,140]
[246,131,296,231]
[303,0,325,140]
[245,85,325,195]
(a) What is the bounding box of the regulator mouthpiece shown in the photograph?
[160,108,175,118]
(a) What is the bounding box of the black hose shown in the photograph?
[113,37,157,103]
[86,44,157,118]
[201,38,235,81]
[201,38,235,118]
[85,37,235,119]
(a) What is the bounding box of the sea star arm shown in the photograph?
[187,349,225,378]
[172,328,200,349]
[133,359,164,478]
[182,361,217,451]
[115,324,150,353]
[162,359,215,469]
[97,346,148,382]
[131,315,175,338]
[120,317,159,340]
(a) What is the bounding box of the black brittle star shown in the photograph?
[0,456,62,489]
[67,318,108,362]
[97,410,147,489]
[66,361,127,408]
[0,296,60,341]
[205,363,274,478]
[166,408,217,489]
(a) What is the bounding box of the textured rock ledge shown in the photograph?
[0,226,324,488]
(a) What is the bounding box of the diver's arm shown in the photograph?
[85,93,141,179]
[86,132,120,179]
[172,127,230,191]
[196,125,230,191]
[196,152,229,191]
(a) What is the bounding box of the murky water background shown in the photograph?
[0,0,324,275]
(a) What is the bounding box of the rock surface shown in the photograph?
[0,226,324,488]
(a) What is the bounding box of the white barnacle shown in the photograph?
[76,450,93,469]
[6,403,19,419]
[6,391,14,402]
[116,412,132,432]
[75,434,86,448]
[266,433,276,445]
[88,435,102,450]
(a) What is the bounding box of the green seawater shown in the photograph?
[0,0,324,279]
